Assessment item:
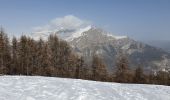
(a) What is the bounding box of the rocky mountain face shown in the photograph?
[69,27,170,72]
[33,26,170,72]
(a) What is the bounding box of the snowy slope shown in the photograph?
[32,25,127,41]
[32,25,92,41]
[65,25,92,41]
[0,76,170,100]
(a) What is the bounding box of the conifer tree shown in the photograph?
[91,55,108,81]
[134,66,146,83]
[0,28,11,74]
[11,37,18,74]
[115,53,130,83]
[75,56,83,79]
[18,35,28,75]
[156,71,169,85]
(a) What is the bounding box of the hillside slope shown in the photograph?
[70,28,170,72]
[0,76,170,100]
[33,25,170,72]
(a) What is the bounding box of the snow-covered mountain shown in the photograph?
[1,76,170,100]
[63,26,128,41]
[33,25,127,41]
[33,25,91,41]
[32,26,170,72]
[68,27,170,72]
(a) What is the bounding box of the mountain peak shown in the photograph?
[81,26,128,40]
[32,25,127,41]
[65,25,92,41]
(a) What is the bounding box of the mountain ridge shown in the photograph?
[69,27,170,72]
[32,26,170,72]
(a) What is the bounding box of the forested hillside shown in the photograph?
[0,28,170,85]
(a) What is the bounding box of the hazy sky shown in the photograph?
[0,0,170,41]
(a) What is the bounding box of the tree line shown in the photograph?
[0,28,170,86]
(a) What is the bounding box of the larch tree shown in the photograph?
[0,28,11,74]
[11,37,19,74]
[91,54,108,81]
[18,35,28,75]
[134,66,146,84]
[114,53,130,83]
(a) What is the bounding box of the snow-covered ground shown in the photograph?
[0,76,170,100]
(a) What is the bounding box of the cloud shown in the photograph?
[33,15,91,33]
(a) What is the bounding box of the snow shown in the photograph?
[106,33,127,40]
[66,25,92,41]
[32,24,128,42]
[32,25,92,41]
[0,76,170,100]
